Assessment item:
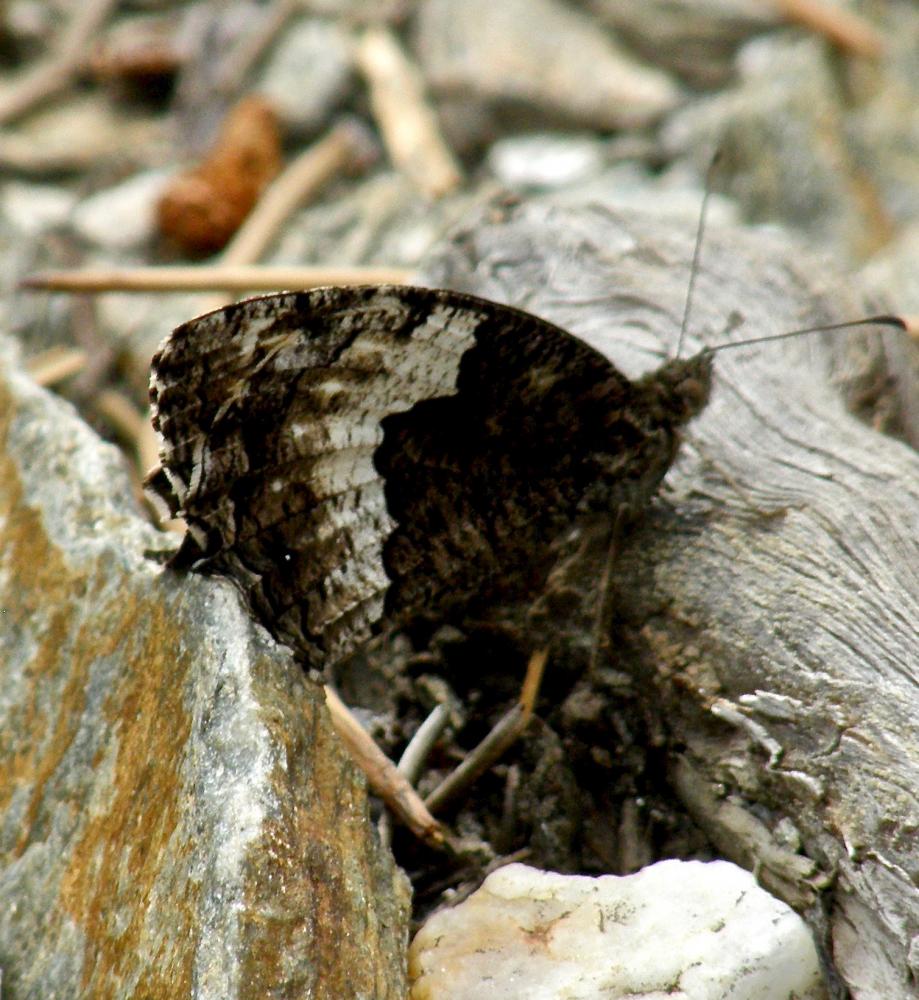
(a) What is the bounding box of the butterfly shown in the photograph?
[145,284,717,669]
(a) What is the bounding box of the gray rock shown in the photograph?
[0,93,169,175]
[590,0,777,88]
[845,7,919,230]
[0,181,76,237]
[486,133,606,190]
[254,18,355,138]
[0,335,409,998]
[70,169,174,251]
[660,36,868,259]
[413,0,680,134]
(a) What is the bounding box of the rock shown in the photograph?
[0,93,169,175]
[486,133,606,190]
[254,17,354,137]
[590,0,777,88]
[840,2,919,235]
[0,181,76,237]
[413,0,680,133]
[0,335,409,998]
[409,860,828,999]
[71,169,174,250]
[660,36,870,259]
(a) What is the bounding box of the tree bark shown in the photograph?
[421,200,919,1000]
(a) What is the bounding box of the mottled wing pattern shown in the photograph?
[148,285,712,669]
[148,287,581,666]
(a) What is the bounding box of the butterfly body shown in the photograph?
[147,285,712,668]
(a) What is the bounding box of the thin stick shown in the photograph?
[94,389,147,444]
[25,346,88,387]
[219,120,377,268]
[355,26,462,198]
[21,264,415,295]
[214,0,298,96]
[771,0,883,59]
[379,702,452,846]
[324,685,444,847]
[424,649,547,815]
[397,703,452,783]
[518,647,548,716]
[0,0,119,125]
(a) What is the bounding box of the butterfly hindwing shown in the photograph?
[148,284,711,668]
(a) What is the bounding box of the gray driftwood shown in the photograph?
[421,201,919,1000]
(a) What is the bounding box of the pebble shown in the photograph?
[71,169,174,250]
[409,860,827,1000]
[254,17,354,137]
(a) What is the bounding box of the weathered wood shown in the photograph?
[421,200,919,1000]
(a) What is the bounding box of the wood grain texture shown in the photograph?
[419,201,918,1000]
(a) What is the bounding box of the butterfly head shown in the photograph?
[637,350,714,428]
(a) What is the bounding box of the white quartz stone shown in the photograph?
[70,169,173,250]
[1,181,75,235]
[409,860,827,1000]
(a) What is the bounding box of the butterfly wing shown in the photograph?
[148,285,709,669]
[147,285,627,667]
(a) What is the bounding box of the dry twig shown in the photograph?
[94,389,147,446]
[25,346,88,387]
[770,0,883,58]
[379,702,452,847]
[0,0,120,125]
[397,703,453,783]
[355,26,462,198]
[219,119,378,267]
[21,264,414,294]
[324,685,444,846]
[424,649,548,815]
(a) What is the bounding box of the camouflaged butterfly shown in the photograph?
[146,285,713,668]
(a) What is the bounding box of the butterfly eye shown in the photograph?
[680,377,707,407]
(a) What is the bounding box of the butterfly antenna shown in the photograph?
[707,314,906,354]
[677,150,722,359]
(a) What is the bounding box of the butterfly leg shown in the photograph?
[589,505,628,675]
